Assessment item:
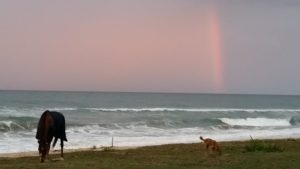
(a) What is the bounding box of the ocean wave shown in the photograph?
[0,116,38,132]
[0,107,77,117]
[0,121,26,131]
[66,123,203,138]
[219,118,291,127]
[290,116,300,126]
[1,106,300,118]
[0,107,47,118]
[84,107,300,113]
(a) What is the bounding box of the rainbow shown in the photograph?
[209,5,224,93]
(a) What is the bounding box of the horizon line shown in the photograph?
[0,89,299,97]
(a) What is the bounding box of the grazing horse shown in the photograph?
[36,110,67,162]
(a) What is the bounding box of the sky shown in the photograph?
[0,0,300,95]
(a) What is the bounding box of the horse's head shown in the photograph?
[38,140,50,162]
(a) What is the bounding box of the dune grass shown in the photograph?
[0,139,299,169]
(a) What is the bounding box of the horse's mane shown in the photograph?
[35,110,50,141]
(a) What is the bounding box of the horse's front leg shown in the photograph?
[46,143,51,161]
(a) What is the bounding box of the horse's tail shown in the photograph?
[62,115,67,142]
[36,110,50,140]
[52,137,58,148]
[200,136,204,141]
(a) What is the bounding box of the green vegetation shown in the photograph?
[1,139,299,169]
[245,137,283,152]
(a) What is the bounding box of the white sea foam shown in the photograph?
[85,107,300,113]
[48,107,78,111]
[219,118,291,127]
[0,107,77,118]
[1,124,300,153]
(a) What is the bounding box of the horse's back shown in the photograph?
[36,110,67,141]
[49,111,67,141]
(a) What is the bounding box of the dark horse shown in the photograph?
[36,110,67,162]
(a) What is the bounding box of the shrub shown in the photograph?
[103,146,113,152]
[245,137,283,153]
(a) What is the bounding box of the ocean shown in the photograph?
[0,90,300,153]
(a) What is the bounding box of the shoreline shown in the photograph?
[1,137,298,158]
[0,146,138,158]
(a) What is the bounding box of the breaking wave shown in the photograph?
[290,116,300,126]
[219,118,291,127]
[0,116,38,132]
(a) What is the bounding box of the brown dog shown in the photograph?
[200,136,221,155]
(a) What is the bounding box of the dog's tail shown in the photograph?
[200,136,204,141]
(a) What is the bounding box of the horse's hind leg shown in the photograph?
[60,139,64,159]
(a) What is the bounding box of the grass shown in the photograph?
[0,139,299,169]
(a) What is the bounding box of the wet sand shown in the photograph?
[0,146,137,158]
